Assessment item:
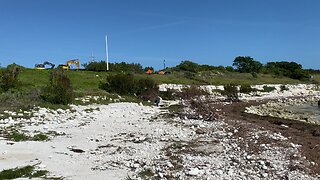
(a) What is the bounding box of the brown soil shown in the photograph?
[218,100,320,175]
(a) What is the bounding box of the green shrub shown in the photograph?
[184,71,196,79]
[136,78,159,100]
[222,84,239,101]
[0,89,41,112]
[159,88,177,100]
[240,84,255,94]
[0,64,21,91]
[99,73,159,100]
[0,165,49,179]
[84,61,144,73]
[99,73,136,95]
[177,86,209,100]
[41,69,74,105]
[251,72,258,78]
[261,85,276,92]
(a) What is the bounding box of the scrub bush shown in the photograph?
[239,84,255,94]
[99,73,159,100]
[222,84,239,101]
[41,69,74,105]
[0,64,21,91]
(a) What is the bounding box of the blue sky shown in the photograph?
[0,0,320,70]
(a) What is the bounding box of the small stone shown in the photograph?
[167,161,174,168]
[196,128,206,134]
[261,173,268,177]
[158,172,164,178]
[133,163,140,168]
[227,132,233,136]
[216,170,223,175]
[188,168,204,176]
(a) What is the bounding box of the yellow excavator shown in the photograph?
[58,59,80,70]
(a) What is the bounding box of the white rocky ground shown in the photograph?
[0,84,319,179]
[159,83,320,100]
[245,96,320,124]
[0,102,318,179]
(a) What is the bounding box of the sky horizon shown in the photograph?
[0,0,320,70]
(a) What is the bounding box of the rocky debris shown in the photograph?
[0,98,319,179]
[68,146,85,153]
[159,83,320,101]
[245,96,320,124]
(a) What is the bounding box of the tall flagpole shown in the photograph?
[105,35,109,71]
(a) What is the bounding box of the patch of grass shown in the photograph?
[31,169,48,177]
[9,131,29,142]
[6,131,49,142]
[239,84,256,94]
[0,165,47,179]
[84,107,100,113]
[261,85,276,92]
[167,104,184,113]
[32,133,49,141]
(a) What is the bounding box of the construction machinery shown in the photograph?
[145,69,153,75]
[35,61,55,70]
[57,59,80,70]
[66,59,80,70]
[57,64,70,70]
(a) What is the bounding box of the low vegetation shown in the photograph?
[176,86,209,100]
[0,55,318,112]
[239,84,255,94]
[84,61,144,73]
[5,130,49,142]
[99,73,159,100]
[0,165,47,179]
[159,88,177,100]
[41,69,74,105]
[262,85,276,92]
[222,84,239,101]
[0,64,21,92]
[167,104,185,113]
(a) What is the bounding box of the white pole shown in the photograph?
[105,35,109,71]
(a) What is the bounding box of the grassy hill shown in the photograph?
[19,68,306,94]
[0,67,319,112]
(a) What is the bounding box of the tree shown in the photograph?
[175,60,200,73]
[264,61,310,80]
[232,56,263,73]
